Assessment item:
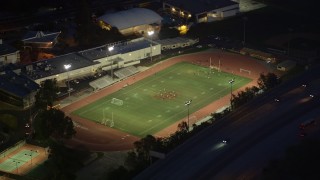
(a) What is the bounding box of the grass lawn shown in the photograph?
[72,62,252,137]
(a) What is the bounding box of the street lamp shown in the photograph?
[64,64,71,97]
[229,79,235,108]
[185,100,192,131]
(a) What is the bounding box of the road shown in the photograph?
[134,64,320,180]
[213,104,320,180]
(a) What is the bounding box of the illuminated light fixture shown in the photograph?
[188,14,192,18]
[108,46,114,51]
[147,30,154,36]
[178,25,188,35]
[172,7,176,12]
[64,64,72,97]
[64,64,71,70]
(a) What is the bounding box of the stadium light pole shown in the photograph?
[185,100,192,131]
[148,30,154,62]
[108,46,114,80]
[64,64,71,98]
[229,79,235,109]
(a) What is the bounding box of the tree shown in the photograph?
[44,140,84,180]
[73,0,124,47]
[33,108,76,141]
[231,86,260,108]
[257,73,281,91]
[35,79,60,109]
[158,26,180,39]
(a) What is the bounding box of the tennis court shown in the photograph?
[0,149,38,173]
[72,62,252,137]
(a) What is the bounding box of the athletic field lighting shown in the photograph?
[148,31,154,62]
[108,46,114,51]
[185,100,192,131]
[229,79,235,108]
[64,64,71,98]
[147,30,154,36]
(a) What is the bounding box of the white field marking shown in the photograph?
[98,63,188,111]
[138,79,247,136]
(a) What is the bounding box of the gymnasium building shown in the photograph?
[97,8,163,37]
[163,0,240,23]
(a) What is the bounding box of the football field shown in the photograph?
[72,62,252,137]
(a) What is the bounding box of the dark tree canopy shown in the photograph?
[33,109,76,141]
[158,26,180,40]
[35,79,60,109]
[258,73,281,91]
[73,0,124,47]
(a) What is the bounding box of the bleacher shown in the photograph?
[114,66,139,79]
[89,75,115,90]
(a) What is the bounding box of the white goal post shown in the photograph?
[111,98,123,106]
[240,68,251,75]
[101,110,115,127]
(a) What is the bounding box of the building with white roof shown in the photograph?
[98,8,163,37]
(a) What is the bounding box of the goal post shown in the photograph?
[111,98,123,106]
[101,110,115,127]
[240,68,251,75]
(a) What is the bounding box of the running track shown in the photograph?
[62,49,270,151]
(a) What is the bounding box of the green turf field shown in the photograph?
[72,62,252,137]
[0,149,38,172]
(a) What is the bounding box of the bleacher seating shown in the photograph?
[114,66,139,79]
[89,75,115,90]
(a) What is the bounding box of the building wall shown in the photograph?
[34,40,161,85]
[0,51,20,66]
[159,38,199,50]
[198,4,239,23]
[164,2,239,23]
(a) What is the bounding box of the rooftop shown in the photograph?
[166,0,238,14]
[0,69,39,98]
[21,38,155,80]
[98,8,163,30]
[0,40,18,56]
[22,31,61,43]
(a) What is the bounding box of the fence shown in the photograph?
[0,140,26,158]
